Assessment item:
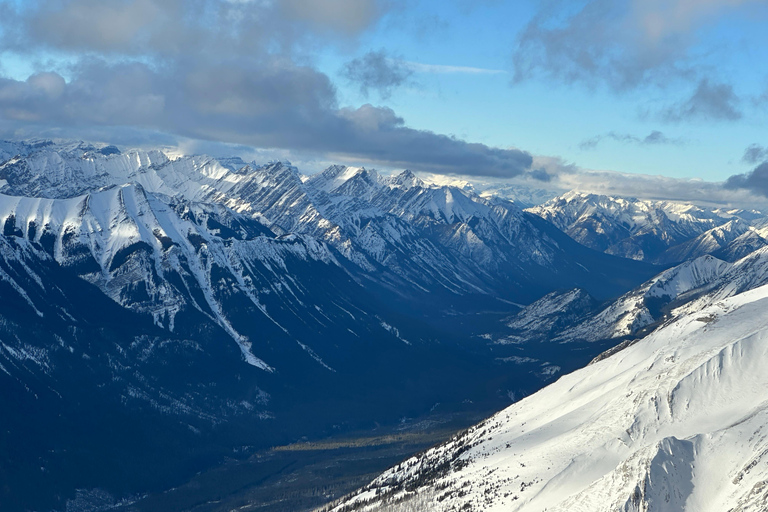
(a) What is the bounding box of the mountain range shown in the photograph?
[529,191,766,264]
[1,139,767,512]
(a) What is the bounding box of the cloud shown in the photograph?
[332,105,533,177]
[0,61,532,178]
[483,155,768,209]
[512,0,764,91]
[661,79,742,122]
[341,49,413,99]
[743,143,768,164]
[643,130,674,144]
[0,0,534,178]
[579,130,683,150]
[725,162,768,197]
[6,0,385,56]
[279,0,382,35]
[433,153,768,209]
[403,62,506,75]
[528,168,553,182]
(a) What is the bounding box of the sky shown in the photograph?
[1,0,768,206]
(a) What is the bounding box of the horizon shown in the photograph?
[3,135,767,210]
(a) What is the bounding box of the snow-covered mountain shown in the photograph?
[0,182,382,371]
[0,140,659,308]
[17,139,768,512]
[0,139,669,511]
[495,247,768,353]
[657,219,768,264]
[324,256,768,512]
[528,191,764,263]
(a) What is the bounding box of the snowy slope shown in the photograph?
[503,255,732,345]
[325,280,768,512]
[538,247,768,349]
[656,219,768,264]
[498,288,599,344]
[0,183,408,372]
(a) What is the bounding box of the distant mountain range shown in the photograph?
[529,191,767,264]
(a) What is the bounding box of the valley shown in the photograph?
[2,139,767,512]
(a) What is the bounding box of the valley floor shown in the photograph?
[111,413,488,512]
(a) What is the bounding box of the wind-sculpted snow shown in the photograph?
[323,283,768,512]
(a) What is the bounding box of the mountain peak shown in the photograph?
[307,165,378,193]
[389,169,424,190]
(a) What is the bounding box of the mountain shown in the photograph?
[498,288,600,344]
[656,219,768,264]
[0,140,660,307]
[528,191,763,263]
[325,255,768,512]
[0,140,665,510]
[0,234,273,511]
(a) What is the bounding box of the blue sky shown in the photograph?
[320,0,768,181]
[1,0,768,203]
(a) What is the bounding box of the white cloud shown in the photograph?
[403,61,506,75]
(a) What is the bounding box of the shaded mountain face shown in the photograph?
[0,140,663,510]
[0,235,270,511]
[529,191,766,264]
[325,248,768,512]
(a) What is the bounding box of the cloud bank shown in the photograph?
[448,155,768,210]
[0,0,533,178]
[726,162,768,198]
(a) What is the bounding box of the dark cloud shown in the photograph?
[743,144,768,165]
[725,162,768,197]
[579,130,682,150]
[333,105,533,177]
[341,49,413,98]
[0,0,532,178]
[661,79,742,122]
[528,168,552,182]
[0,60,531,178]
